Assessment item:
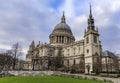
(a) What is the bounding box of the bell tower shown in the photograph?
[84,5,102,74]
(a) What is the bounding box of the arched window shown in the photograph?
[87,49,89,53]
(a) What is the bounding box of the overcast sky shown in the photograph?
[0,0,120,55]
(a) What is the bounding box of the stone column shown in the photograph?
[69,38,71,43]
[52,36,53,43]
[61,36,63,43]
[56,36,57,43]
[70,38,71,43]
[52,36,54,43]
[51,37,53,43]
[50,37,52,43]
[65,37,67,43]
[61,36,62,43]
[68,37,70,43]
[67,37,69,44]
[54,36,56,43]
[59,36,61,43]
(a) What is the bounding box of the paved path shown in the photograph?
[79,74,120,83]
[58,72,120,83]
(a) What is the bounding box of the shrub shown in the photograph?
[84,77,88,79]
[92,77,97,81]
[108,74,118,78]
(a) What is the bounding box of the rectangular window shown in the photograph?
[86,37,89,44]
[94,36,97,43]
[74,59,76,65]
[67,60,69,66]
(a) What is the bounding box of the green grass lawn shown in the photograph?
[0,76,110,83]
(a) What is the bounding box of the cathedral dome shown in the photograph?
[54,23,71,32]
[51,12,73,36]
[49,12,75,46]
[53,22,73,35]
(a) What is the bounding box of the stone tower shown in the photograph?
[26,40,35,62]
[49,12,75,46]
[84,5,102,74]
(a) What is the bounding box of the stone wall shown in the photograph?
[8,71,54,76]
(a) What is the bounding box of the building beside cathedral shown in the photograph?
[24,5,120,74]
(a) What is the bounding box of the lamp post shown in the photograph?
[86,63,90,74]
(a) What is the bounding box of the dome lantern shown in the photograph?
[61,11,66,23]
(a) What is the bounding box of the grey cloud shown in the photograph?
[0,0,120,54]
[100,25,120,52]
[0,0,58,53]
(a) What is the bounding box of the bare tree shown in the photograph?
[7,43,23,70]
[0,53,13,71]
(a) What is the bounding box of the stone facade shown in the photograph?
[25,5,102,74]
[101,51,119,72]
